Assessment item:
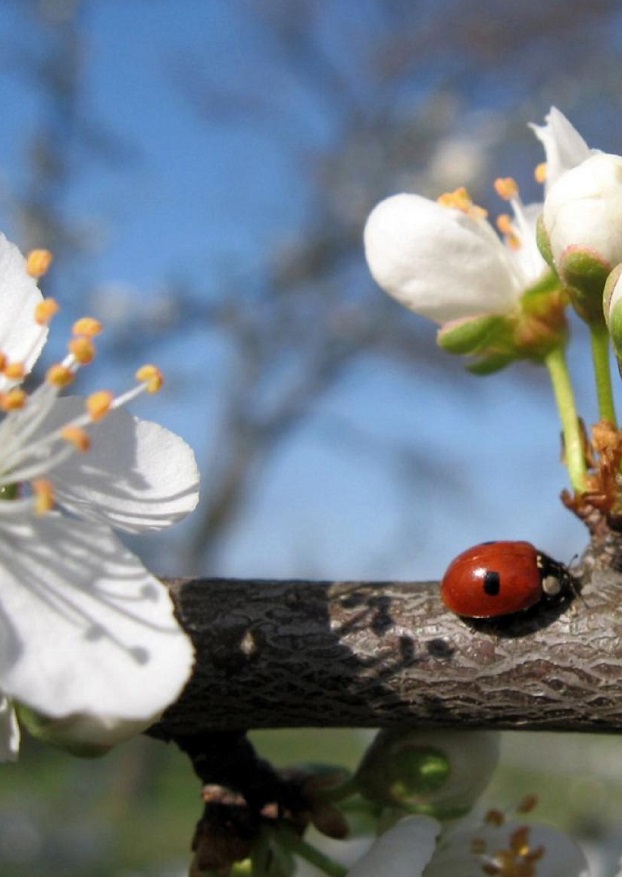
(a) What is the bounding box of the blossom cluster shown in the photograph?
[365,108,622,505]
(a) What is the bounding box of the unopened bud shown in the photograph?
[604,264,622,359]
[354,729,500,818]
[541,153,622,321]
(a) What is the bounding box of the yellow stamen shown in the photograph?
[509,826,530,855]
[72,317,102,338]
[494,177,519,201]
[534,162,547,184]
[35,298,60,326]
[136,364,164,393]
[496,214,521,250]
[68,336,96,365]
[0,389,27,411]
[26,249,54,278]
[33,479,55,515]
[3,362,25,381]
[516,794,538,814]
[496,214,513,235]
[46,363,75,388]
[61,426,91,452]
[87,390,114,421]
[437,186,488,219]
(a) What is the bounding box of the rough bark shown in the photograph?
[153,541,622,737]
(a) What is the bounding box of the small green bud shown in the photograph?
[354,729,500,818]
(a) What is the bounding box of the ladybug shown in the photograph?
[440,540,573,619]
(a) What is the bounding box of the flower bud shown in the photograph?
[541,153,622,318]
[604,264,622,360]
[354,729,500,818]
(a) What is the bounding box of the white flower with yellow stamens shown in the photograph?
[0,233,199,760]
[364,180,547,326]
[364,108,588,327]
[347,800,589,877]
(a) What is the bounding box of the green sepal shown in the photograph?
[521,268,565,307]
[604,264,622,359]
[437,314,507,355]
[467,352,516,375]
[536,215,555,269]
[15,703,113,758]
[558,246,611,323]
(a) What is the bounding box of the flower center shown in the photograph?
[471,799,546,877]
[0,282,164,517]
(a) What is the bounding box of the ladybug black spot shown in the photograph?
[483,570,501,596]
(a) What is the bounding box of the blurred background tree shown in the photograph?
[2,1,622,874]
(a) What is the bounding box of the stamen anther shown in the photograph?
[136,364,164,393]
[3,362,25,381]
[494,177,519,201]
[33,479,55,515]
[35,298,60,326]
[87,390,114,421]
[46,364,75,388]
[72,317,102,338]
[0,389,27,411]
[68,336,96,365]
[26,249,54,278]
[535,162,547,184]
[61,426,91,452]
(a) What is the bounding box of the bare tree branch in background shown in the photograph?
[177,0,622,572]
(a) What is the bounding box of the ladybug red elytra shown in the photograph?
[440,540,573,619]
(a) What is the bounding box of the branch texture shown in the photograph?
[153,550,622,736]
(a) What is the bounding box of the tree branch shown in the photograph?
[153,547,622,737]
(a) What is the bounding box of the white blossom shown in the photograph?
[363,108,586,326]
[0,234,199,758]
[346,810,589,877]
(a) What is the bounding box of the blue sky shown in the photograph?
[0,1,600,580]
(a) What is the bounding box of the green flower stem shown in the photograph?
[318,774,361,804]
[590,320,617,425]
[544,346,587,493]
[283,834,347,877]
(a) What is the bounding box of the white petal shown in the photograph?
[0,234,46,374]
[347,816,440,877]
[0,510,194,747]
[0,696,19,761]
[530,107,593,189]
[364,194,520,323]
[543,153,622,268]
[36,398,200,532]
